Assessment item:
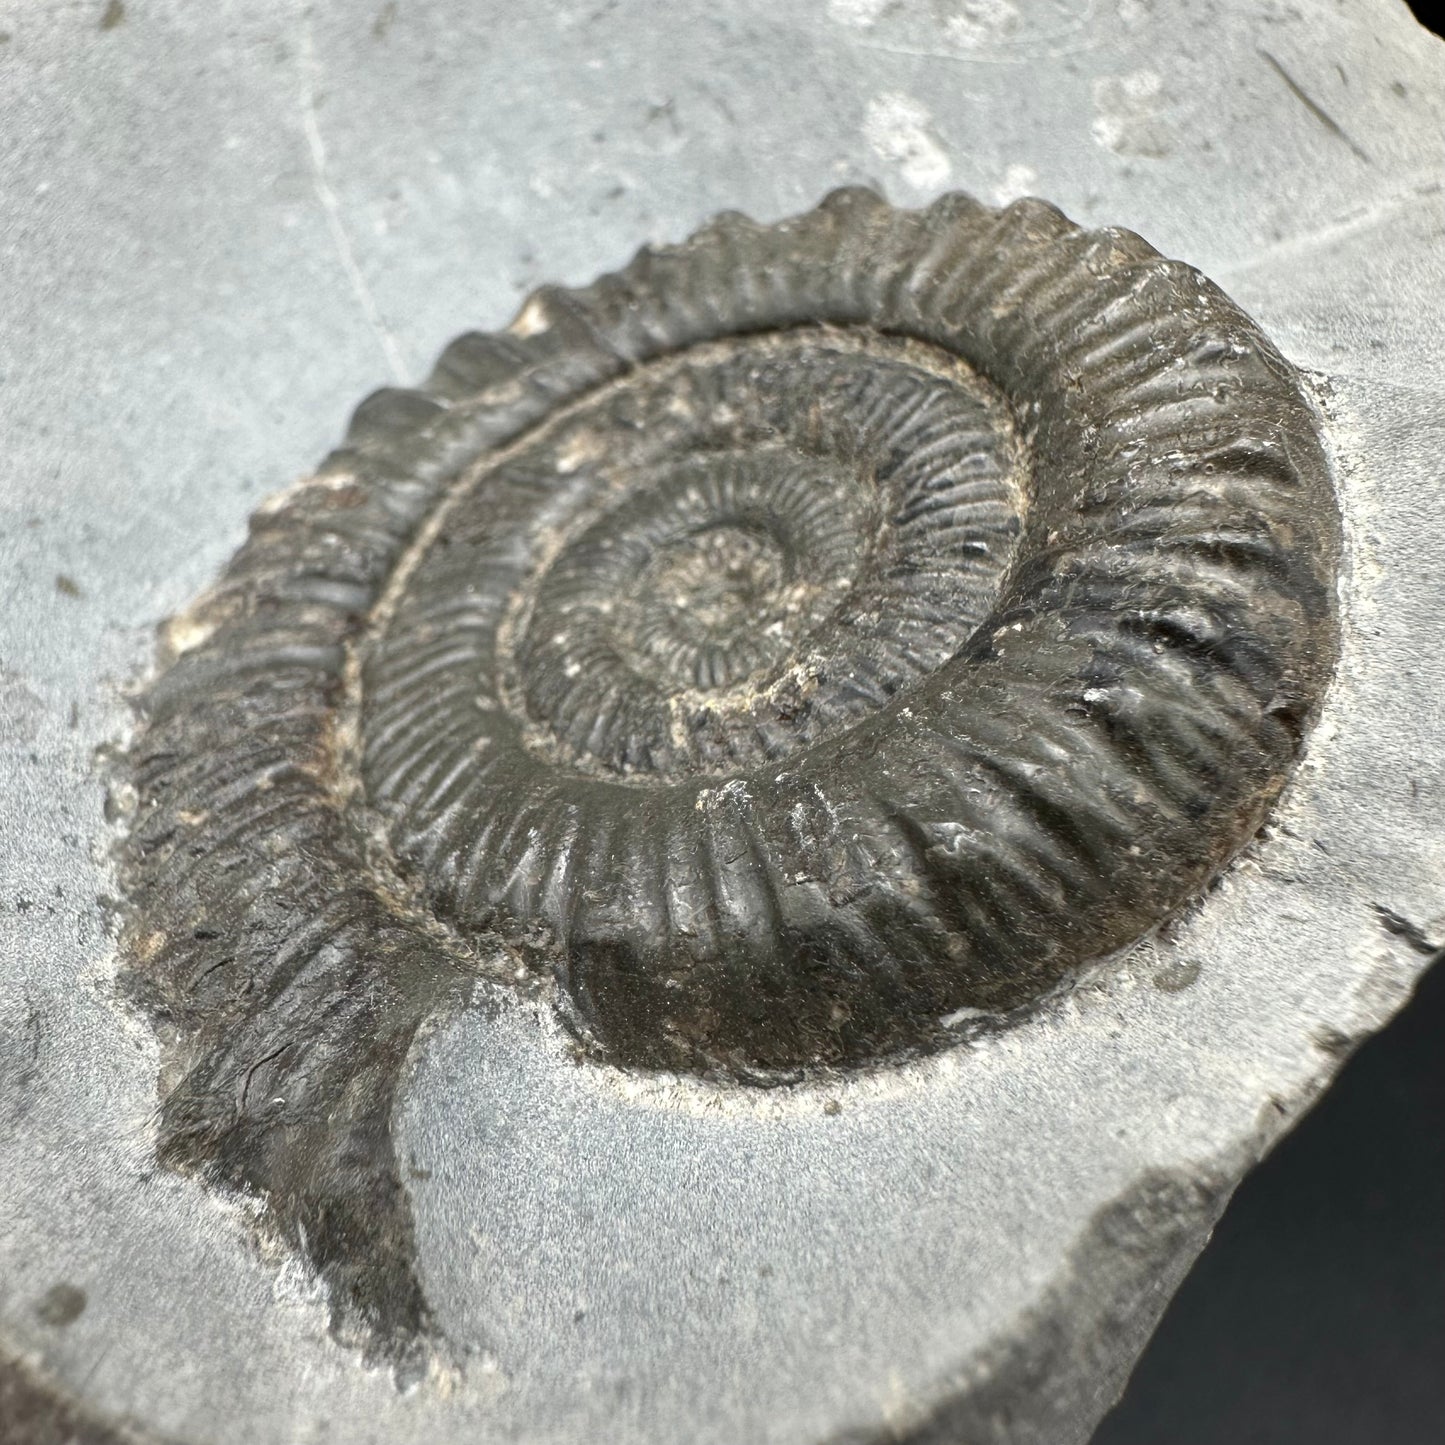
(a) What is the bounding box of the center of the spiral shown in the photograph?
[620,520,812,691]
[379,330,1026,782]
[510,441,875,775]
[645,523,788,630]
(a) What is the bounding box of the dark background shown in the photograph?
[1096,945,1445,1443]
[1100,16,1445,1439]
[1408,2,1445,40]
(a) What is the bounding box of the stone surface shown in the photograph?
[1,2,1443,1443]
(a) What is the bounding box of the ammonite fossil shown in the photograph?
[119,189,1341,1351]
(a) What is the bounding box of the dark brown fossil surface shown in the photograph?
[117,189,1341,1353]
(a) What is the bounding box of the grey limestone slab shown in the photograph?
[2,2,1443,1442]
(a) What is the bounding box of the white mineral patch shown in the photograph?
[1091,69,1172,158]
[945,0,1023,48]
[826,0,893,28]
[993,162,1039,206]
[863,93,952,190]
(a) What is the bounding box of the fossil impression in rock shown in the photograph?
[118,189,1341,1352]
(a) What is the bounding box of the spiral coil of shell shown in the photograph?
[120,188,1341,1348]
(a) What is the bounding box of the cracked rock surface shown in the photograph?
[2,3,1443,1443]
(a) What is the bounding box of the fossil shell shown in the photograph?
[119,189,1341,1348]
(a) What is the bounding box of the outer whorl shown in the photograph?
[119,189,1342,1349]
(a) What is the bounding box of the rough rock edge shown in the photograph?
[6,922,1439,1443]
